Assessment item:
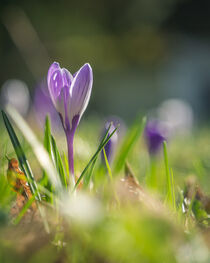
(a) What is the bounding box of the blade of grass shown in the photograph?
[78,123,113,188]
[2,110,50,232]
[63,152,69,181]
[43,117,67,189]
[177,187,185,223]
[13,193,50,233]
[42,116,54,202]
[163,141,173,207]
[13,195,36,225]
[113,116,146,173]
[186,191,196,219]
[0,171,16,210]
[83,159,97,188]
[6,105,62,190]
[1,110,41,201]
[102,148,113,181]
[74,125,118,190]
[170,168,176,211]
[102,147,120,206]
[44,116,52,155]
[51,135,67,188]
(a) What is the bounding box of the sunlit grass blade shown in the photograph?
[13,195,36,225]
[43,117,67,189]
[82,124,113,188]
[2,109,50,232]
[83,159,97,188]
[98,122,113,149]
[44,116,52,155]
[63,152,69,181]
[177,187,185,222]
[1,146,15,209]
[1,110,41,201]
[0,170,16,210]
[78,122,113,188]
[102,148,113,181]
[51,135,67,188]
[41,116,54,200]
[6,105,62,190]
[103,147,120,206]
[170,168,176,211]
[186,192,196,219]
[75,125,118,189]
[146,157,157,189]
[163,141,173,208]
[113,116,146,173]
[13,192,50,233]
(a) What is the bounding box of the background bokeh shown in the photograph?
[1,0,210,122]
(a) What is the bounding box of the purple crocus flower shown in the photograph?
[145,120,166,155]
[47,62,93,182]
[101,122,118,164]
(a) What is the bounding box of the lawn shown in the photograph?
[0,106,209,263]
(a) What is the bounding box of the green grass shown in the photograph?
[0,108,209,263]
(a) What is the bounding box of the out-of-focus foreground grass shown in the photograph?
[0,116,209,263]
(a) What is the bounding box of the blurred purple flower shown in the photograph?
[47,62,93,182]
[145,120,166,155]
[101,122,118,164]
[33,81,61,130]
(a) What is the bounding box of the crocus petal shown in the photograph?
[49,69,64,107]
[47,62,73,122]
[69,63,93,127]
[48,62,63,108]
[61,68,73,87]
[56,87,66,115]
[47,62,60,90]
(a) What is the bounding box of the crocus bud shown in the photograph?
[145,120,166,156]
[47,62,93,132]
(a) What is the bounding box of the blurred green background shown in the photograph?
[1,0,210,121]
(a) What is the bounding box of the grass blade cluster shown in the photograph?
[51,135,67,188]
[75,124,118,189]
[2,109,50,232]
[114,116,146,173]
[163,141,176,209]
[6,106,61,190]
[1,110,41,201]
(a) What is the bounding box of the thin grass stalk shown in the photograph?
[163,141,173,207]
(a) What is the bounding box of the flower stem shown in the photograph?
[66,131,75,186]
[64,115,80,188]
